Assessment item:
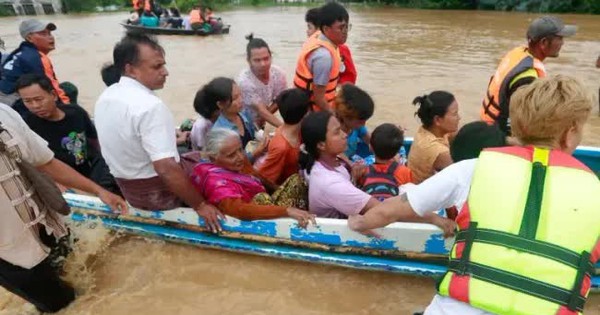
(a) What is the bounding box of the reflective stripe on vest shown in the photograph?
[480,47,546,123]
[438,146,600,315]
[293,32,340,111]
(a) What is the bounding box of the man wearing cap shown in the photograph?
[480,16,576,135]
[0,19,70,117]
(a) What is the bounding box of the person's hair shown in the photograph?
[450,121,506,162]
[205,128,239,159]
[245,33,271,60]
[371,123,404,160]
[277,88,310,125]
[15,73,54,94]
[412,91,455,128]
[100,63,121,87]
[170,7,180,17]
[510,75,592,147]
[59,81,78,104]
[299,111,333,174]
[205,6,212,11]
[113,31,164,75]
[305,7,321,27]
[194,77,234,119]
[335,84,374,121]
[318,2,348,32]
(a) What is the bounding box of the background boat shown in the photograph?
[121,23,230,36]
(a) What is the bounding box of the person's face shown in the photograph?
[213,135,245,172]
[306,22,318,37]
[248,47,271,78]
[126,44,168,90]
[322,20,349,45]
[541,35,564,58]
[218,84,242,116]
[434,100,460,134]
[18,83,58,119]
[318,116,347,156]
[26,29,55,54]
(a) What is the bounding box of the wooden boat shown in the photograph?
[121,23,230,36]
[67,141,600,292]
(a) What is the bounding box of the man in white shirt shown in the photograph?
[348,75,599,315]
[94,32,223,233]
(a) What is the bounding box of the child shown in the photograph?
[334,84,374,162]
[359,123,413,201]
[257,88,310,185]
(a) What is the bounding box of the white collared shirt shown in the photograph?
[94,76,179,179]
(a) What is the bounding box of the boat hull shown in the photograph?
[121,23,230,36]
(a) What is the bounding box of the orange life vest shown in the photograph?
[293,33,340,111]
[39,52,69,104]
[189,9,204,24]
[480,46,546,124]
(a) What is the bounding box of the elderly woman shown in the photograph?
[349,75,599,315]
[190,128,315,227]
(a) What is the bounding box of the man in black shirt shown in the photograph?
[15,73,120,194]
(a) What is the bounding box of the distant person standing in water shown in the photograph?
[480,16,576,134]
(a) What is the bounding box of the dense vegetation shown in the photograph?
[171,0,600,15]
[4,0,597,15]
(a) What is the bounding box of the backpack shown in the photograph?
[361,161,400,201]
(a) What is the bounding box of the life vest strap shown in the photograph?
[519,157,548,239]
[448,259,587,312]
[456,222,477,274]
[454,228,595,275]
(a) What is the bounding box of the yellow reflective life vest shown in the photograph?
[438,146,600,315]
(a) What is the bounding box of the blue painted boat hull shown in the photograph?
[65,143,600,292]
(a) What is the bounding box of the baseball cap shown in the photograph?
[527,16,576,42]
[19,19,57,40]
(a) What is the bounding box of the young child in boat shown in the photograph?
[257,88,310,185]
[334,84,374,163]
[190,128,314,226]
[358,123,413,201]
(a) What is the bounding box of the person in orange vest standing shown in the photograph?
[480,16,576,135]
[304,7,357,85]
[294,2,349,112]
